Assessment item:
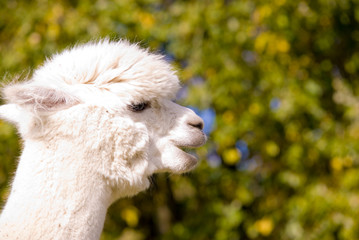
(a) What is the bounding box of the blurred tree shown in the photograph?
[1,0,359,239]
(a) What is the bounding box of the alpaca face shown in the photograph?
[125,98,206,174]
[0,40,206,196]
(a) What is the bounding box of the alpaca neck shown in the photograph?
[0,140,112,240]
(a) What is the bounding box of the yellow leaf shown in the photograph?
[138,12,155,29]
[223,148,241,165]
[254,32,270,53]
[121,207,139,227]
[47,24,60,39]
[277,38,290,53]
[255,217,274,236]
[331,156,353,171]
[249,103,262,115]
[331,157,342,171]
[275,0,286,6]
[265,141,280,157]
[253,5,272,23]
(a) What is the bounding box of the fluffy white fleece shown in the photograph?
[0,40,206,240]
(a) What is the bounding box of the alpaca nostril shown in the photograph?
[189,121,204,130]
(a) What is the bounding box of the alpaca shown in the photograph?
[0,40,206,240]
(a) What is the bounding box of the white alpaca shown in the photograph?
[0,40,206,240]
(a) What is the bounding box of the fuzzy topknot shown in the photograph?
[33,39,180,101]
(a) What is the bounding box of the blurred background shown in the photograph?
[1,0,359,239]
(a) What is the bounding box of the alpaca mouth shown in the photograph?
[176,146,200,171]
[177,139,206,161]
[178,146,198,158]
[169,134,207,172]
[178,146,194,152]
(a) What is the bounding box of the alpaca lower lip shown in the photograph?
[183,150,200,169]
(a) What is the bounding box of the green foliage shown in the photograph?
[1,0,359,239]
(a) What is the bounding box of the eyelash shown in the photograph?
[128,102,150,112]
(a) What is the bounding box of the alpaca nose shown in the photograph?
[188,117,204,130]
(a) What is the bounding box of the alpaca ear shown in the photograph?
[3,83,79,112]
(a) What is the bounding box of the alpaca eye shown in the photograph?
[128,102,150,112]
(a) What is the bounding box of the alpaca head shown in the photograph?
[0,40,206,197]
